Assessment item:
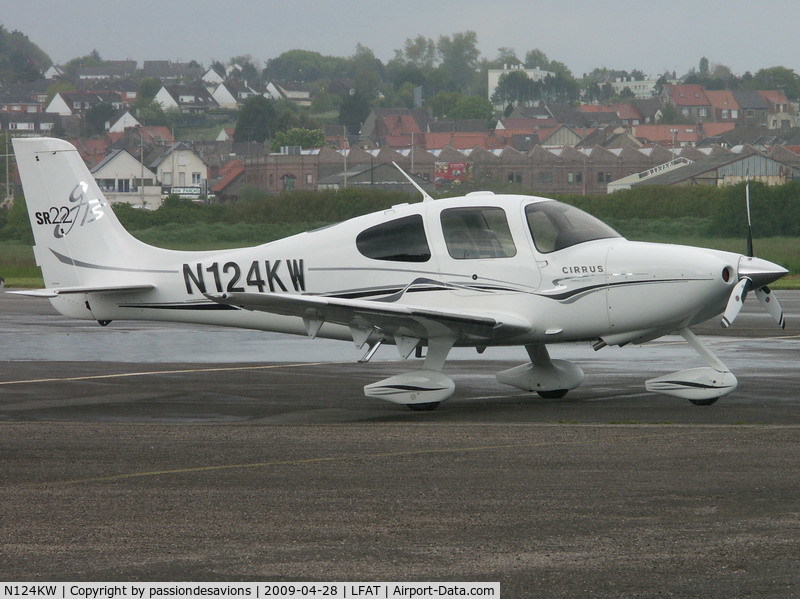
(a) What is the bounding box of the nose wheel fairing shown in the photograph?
[645,328,737,402]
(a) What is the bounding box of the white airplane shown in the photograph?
[9,137,788,410]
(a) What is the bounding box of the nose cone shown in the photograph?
[738,256,789,289]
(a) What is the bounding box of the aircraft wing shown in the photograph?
[206,291,532,346]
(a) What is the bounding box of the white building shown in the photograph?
[487,65,554,106]
[91,149,161,209]
[149,143,209,191]
[609,77,658,99]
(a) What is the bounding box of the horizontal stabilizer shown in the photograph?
[9,283,155,298]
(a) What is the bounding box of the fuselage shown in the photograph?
[54,192,741,348]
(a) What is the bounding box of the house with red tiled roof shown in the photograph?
[631,122,736,147]
[69,138,110,168]
[107,126,175,151]
[422,131,497,151]
[758,90,797,129]
[632,124,703,147]
[211,159,245,201]
[704,90,739,123]
[361,109,429,147]
[660,84,712,122]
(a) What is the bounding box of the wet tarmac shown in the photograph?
[1,291,799,596]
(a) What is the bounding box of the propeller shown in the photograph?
[721,178,787,329]
[721,276,750,328]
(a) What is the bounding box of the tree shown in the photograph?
[658,103,690,124]
[450,96,493,121]
[394,35,437,68]
[270,128,326,152]
[494,47,522,68]
[0,25,51,83]
[428,91,462,118]
[263,49,348,82]
[234,95,277,143]
[524,49,550,70]
[62,49,103,79]
[350,44,384,97]
[85,103,117,136]
[437,31,481,93]
[746,66,800,100]
[491,70,537,106]
[137,78,162,104]
[135,101,168,127]
[699,56,710,77]
[338,91,371,133]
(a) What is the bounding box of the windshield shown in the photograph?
[525,201,620,253]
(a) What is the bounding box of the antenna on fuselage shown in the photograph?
[393,161,433,202]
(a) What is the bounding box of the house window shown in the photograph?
[597,172,612,184]
[306,173,313,185]
[192,172,201,185]
[507,172,522,183]
[722,110,729,119]
[281,174,296,190]
[699,108,707,117]
[682,107,690,117]
[537,172,552,184]
[568,172,582,184]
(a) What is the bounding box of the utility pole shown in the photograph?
[4,133,12,204]
[139,128,145,208]
[343,125,348,189]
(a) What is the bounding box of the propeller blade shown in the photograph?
[755,286,786,329]
[721,277,750,328]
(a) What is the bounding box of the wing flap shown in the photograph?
[206,291,532,342]
[8,284,155,298]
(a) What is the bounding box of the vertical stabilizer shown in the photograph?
[13,137,161,289]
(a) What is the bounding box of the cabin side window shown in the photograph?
[440,207,517,260]
[356,215,431,262]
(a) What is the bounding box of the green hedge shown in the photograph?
[2,183,799,243]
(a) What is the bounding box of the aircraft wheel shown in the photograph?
[537,389,569,399]
[407,402,441,411]
[689,397,719,406]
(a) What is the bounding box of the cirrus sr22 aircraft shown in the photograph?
[9,137,788,410]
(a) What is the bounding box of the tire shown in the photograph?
[689,397,719,406]
[407,402,441,411]
[537,389,569,399]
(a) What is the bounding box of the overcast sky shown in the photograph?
[3,0,797,78]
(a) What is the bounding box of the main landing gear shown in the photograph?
[496,343,584,398]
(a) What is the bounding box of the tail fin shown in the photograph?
[13,137,164,290]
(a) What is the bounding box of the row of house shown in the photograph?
[660,84,795,129]
[231,141,800,199]
[7,121,797,210]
